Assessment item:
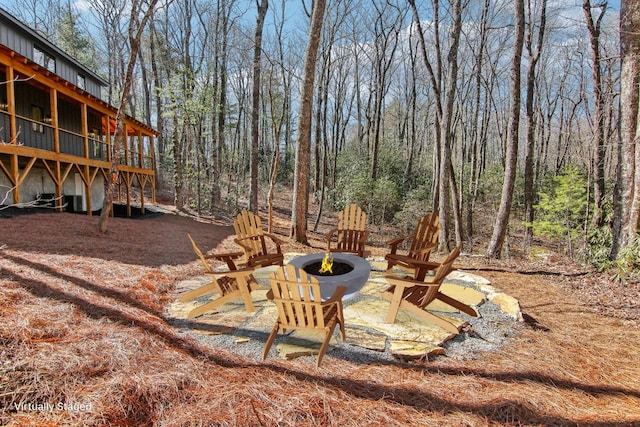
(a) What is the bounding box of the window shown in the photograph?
[31,105,44,133]
[77,74,86,90]
[33,46,55,72]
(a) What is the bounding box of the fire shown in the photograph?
[318,252,333,274]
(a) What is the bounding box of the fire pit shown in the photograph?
[288,253,371,300]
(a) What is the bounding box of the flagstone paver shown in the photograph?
[168,253,523,362]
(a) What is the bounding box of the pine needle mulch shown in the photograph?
[1,209,639,426]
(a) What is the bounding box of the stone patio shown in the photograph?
[168,253,523,361]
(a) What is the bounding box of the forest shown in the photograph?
[4,2,640,425]
[5,0,638,273]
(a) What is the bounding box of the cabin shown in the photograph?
[0,7,157,216]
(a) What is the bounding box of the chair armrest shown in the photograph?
[322,285,346,305]
[234,237,256,252]
[415,244,436,256]
[208,251,244,260]
[386,235,411,253]
[356,230,370,243]
[385,274,439,287]
[237,233,284,248]
[325,227,339,241]
[407,258,440,270]
[213,267,255,279]
[405,258,442,280]
[206,251,244,270]
[264,233,286,248]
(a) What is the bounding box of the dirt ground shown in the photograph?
[1,204,639,426]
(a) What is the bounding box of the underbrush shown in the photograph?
[1,209,639,425]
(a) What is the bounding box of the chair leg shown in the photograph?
[187,292,238,318]
[262,323,280,361]
[384,286,406,323]
[386,261,395,273]
[400,300,460,334]
[436,292,479,317]
[236,276,256,312]
[178,281,218,302]
[316,324,337,367]
[337,314,345,341]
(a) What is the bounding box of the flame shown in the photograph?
[318,252,333,274]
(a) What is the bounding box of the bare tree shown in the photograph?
[87,0,128,105]
[0,186,62,212]
[583,0,608,228]
[463,0,491,252]
[210,0,236,212]
[98,0,161,233]
[613,0,640,256]
[250,0,269,213]
[148,18,165,186]
[6,0,61,41]
[438,0,464,250]
[523,0,548,250]
[368,1,403,182]
[291,0,326,243]
[409,0,464,250]
[486,0,525,258]
[265,0,290,233]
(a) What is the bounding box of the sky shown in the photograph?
[0,0,622,57]
[1,0,622,26]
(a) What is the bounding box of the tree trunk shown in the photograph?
[98,0,159,233]
[149,20,164,188]
[369,2,401,182]
[291,0,326,243]
[212,0,231,211]
[267,1,287,233]
[465,0,490,252]
[486,0,525,258]
[523,0,547,251]
[583,0,607,228]
[409,0,447,241]
[615,0,640,255]
[250,0,268,213]
[437,0,462,251]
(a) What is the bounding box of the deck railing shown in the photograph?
[1,110,154,170]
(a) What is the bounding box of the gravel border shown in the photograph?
[170,276,522,366]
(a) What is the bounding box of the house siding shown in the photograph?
[0,7,105,99]
[0,7,157,215]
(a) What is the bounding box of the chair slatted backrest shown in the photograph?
[415,243,461,308]
[336,204,367,253]
[269,264,327,330]
[431,243,460,283]
[186,233,225,296]
[408,212,440,261]
[188,233,213,274]
[233,209,268,259]
[337,204,367,232]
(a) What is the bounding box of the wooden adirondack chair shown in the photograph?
[325,203,370,258]
[233,209,285,268]
[262,264,346,367]
[385,212,440,280]
[381,244,478,333]
[179,234,259,318]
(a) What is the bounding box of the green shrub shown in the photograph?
[370,176,401,223]
[530,165,590,259]
[584,197,614,270]
[608,233,640,282]
[393,184,434,232]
